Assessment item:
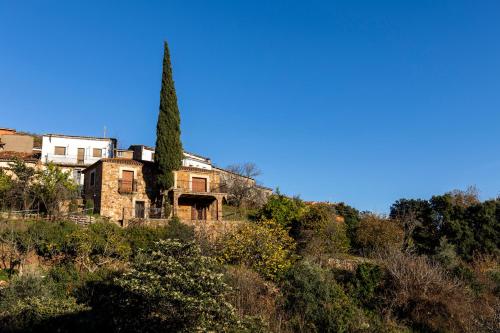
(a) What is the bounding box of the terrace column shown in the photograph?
[172,191,180,218]
[216,194,224,221]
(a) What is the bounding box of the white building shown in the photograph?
[182,151,212,170]
[128,145,212,170]
[129,145,155,162]
[41,134,117,185]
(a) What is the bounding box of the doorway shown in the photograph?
[191,203,208,220]
[135,201,145,218]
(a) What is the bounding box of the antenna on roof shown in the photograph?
[103,126,107,138]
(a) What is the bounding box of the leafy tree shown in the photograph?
[332,202,361,247]
[154,41,183,192]
[355,214,403,255]
[466,199,499,258]
[0,170,13,210]
[33,163,78,218]
[7,158,37,211]
[294,204,350,260]
[217,220,296,281]
[391,191,499,261]
[390,198,432,252]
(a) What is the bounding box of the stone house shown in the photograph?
[82,158,227,225]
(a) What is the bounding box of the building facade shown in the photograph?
[41,134,117,185]
[82,158,226,224]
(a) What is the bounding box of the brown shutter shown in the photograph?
[54,146,66,155]
[121,170,134,192]
[93,148,102,157]
[192,177,207,192]
[77,148,85,164]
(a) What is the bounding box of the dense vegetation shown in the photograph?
[0,188,498,332]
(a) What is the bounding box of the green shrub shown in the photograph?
[47,263,80,295]
[26,220,79,259]
[282,261,361,333]
[125,217,194,256]
[333,203,361,248]
[348,263,384,309]
[253,192,306,227]
[293,204,350,259]
[0,273,87,332]
[68,221,131,272]
[84,240,239,332]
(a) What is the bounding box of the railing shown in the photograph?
[43,153,106,166]
[149,207,165,219]
[118,179,137,194]
[173,180,227,193]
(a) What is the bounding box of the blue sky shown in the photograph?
[1,1,500,212]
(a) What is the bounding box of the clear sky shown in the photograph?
[1,1,500,212]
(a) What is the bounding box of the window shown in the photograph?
[117,151,124,157]
[90,171,95,186]
[73,169,82,183]
[151,153,155,160]
[93,148,102,158]
[54,146,66,155]
[119,170,135,193]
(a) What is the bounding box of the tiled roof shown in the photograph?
[0,151,37,159]
[83,158,146,172]
[44,133,117,141]
[0,151,40,162]
[180,166,216,173]
[100,158,145,166]
[183,151,211,161]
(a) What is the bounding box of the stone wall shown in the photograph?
[175,168,222,192]
[84,160,156,224]
[102,162,152,222]
[0,134,34,153]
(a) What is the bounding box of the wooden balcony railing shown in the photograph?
[118,179,137,194]
[173,180,227,193]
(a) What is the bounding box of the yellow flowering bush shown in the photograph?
[217,220,296,281]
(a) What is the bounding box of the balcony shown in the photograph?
[43,153,103,166]
[118,179,137,194]
[173,180,227,194]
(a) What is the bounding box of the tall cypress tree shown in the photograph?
[155,41,183,192]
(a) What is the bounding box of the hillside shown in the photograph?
[0,189,498,332]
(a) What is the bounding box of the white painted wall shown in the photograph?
[182,152,212,170]
[137,147,212,170]
[141,147,155,162]
[41,135,115,167]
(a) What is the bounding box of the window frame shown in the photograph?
[54,146,66,156]
[92,148,103,158]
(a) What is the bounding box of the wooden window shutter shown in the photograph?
[93,148,102,157]
[54,146,66,155]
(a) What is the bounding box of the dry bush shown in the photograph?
[224,265,290,332]
[380,250,479,333]
[468,255,500,332]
